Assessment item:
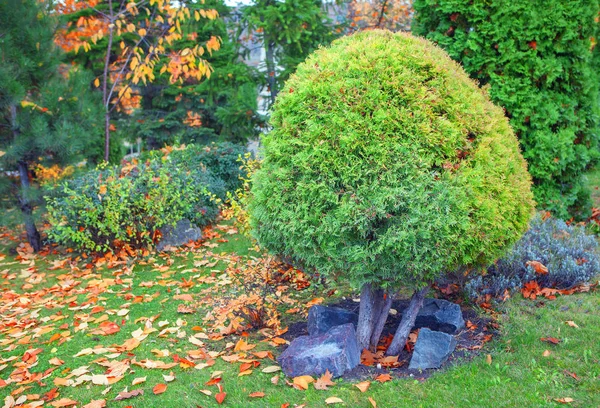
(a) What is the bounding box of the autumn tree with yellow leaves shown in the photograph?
[55,0,222,161]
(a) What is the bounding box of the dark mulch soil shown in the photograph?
[282,297,498,381]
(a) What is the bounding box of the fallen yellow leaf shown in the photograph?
[292,375,315,390]
[554,397,574,404]
[132,376,146,385]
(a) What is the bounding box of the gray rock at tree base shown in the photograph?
[410,298,465,334]
[156,219,202,252]
[409,328,457,370]
[307,305,358,336]
[277,323,360,378]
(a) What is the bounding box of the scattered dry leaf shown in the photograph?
[50,398,78,407]
[82,400,106,408]
[554,397,574,404]
[114,389,144,401]
[215,391,226,404]
[540,337,561,345]
[292,375,315,390]
[354,381,370,392]
[314,370,335,390]
[153,383,167,395]
[375,373,392,383]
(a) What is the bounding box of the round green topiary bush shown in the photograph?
[249,30,535,353]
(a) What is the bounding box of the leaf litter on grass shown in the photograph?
[0,223,325,407]
[1,222,599,407]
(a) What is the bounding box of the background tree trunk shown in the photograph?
[17,160,41,251]
[386,287,428,356]
[102,0,114,162]
[10,104,41,251]
[265,38,277,106]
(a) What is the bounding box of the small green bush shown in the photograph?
[46,142,247,252]
[249,30,535,291]
[412,0,600,218]
[45,162,214,252]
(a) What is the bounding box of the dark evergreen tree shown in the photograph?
[124,0,265,149]
[239,0,339,107]
[0,0,103,250]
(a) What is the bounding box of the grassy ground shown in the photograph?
[585,165,600,208]
[0,223,599,408]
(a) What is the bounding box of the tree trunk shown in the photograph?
[104,110,111,162]
[369,291,393,351]
[376,0,390,28]
[356,284,393,352]
[356,283,377,351]
[386,287,428,356]
[265,38,277,106]
[17,161,41,252]
[9,104,41,251]
[102,1,114,162]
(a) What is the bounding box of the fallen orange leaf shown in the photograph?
[354,381,370,392]
[215,391,226,404]
[50,398,78,407]
[153,383,167,395]
[375,373,392,383]
[526,260,548,275]
[314,370,335,390]
[82,400,106,408]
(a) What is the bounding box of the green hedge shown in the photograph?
[413,0,600,218]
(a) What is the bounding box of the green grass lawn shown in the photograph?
[585,165,600,208]
[0,223,599,408]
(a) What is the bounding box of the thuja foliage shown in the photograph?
[466,214,600,300]
[413,0,600,218]
[250,30,535,291]
[46,142,246,252]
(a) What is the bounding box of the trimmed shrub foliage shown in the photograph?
[46,142,246,252]
[249,30,535,291]
[466,214,600,300]
[413,0,600,218]
[148,142,247,198]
